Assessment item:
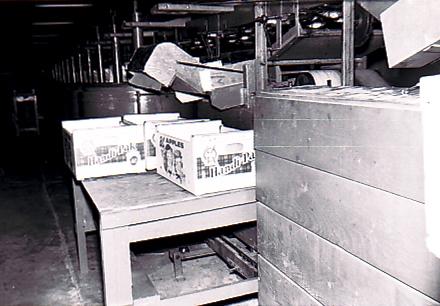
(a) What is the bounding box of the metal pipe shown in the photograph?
[133,0,143,49]
[97,44,104,83]
[65,59,71,83]
[96,27,105,83]
[86,48,93,83]
[123,18,190,29]
[59,64,63,82]
[78,52,84,83]
[342,0,355,86]
[61,61,66,83]
[52,66,56,81]
[274,18,282,51]
[56,64,60,82]
[112,23,122,83]
[71,56,77,84]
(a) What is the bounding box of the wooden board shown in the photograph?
[255,88,423,202]
[258,256,321,306]
[82,173,256,229]
[257,203,440,305]
[256,151,440,301]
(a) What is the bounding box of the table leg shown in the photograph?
[100,226,132,306]
[72,178,89,274]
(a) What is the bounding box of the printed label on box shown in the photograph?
[196,148,255,179]
[159,136,186,184]
[75,142,144,167]
[158,135,255,185]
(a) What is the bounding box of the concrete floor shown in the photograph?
[0,130,258,305]
[0,134,102,305]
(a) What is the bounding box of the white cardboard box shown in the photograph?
[155,120,256,195]
[62,113,180,180]
[144,118,211,170]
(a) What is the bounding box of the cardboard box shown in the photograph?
[156,120,256,195]
[144,118,211,170]
[62,113,180,180]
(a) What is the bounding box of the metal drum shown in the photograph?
[71,83,197,119]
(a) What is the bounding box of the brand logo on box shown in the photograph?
[198,148,255,179]
[75,143,143,166]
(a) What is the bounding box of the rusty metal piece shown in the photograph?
[169,244,216,280]
[206,235,258,279]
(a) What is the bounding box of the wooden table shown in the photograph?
[72,173,257,305]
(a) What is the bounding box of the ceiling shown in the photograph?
[0,0,215,81]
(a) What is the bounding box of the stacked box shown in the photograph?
[144,118,212,170]
[62,113,180,180]
[155,120,256,195]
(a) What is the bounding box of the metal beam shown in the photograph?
[152,3,234,14]
[255,2,268,93]
[123,18,191,29]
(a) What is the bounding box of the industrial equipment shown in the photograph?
[11,90,40,137]
[169,226,258,281]
[127,42,256,110]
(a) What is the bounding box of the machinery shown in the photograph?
[168,225,258,281]
[11,90,40,137]
[49,1,390,91]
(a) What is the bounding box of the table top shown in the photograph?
[82,173,256,229]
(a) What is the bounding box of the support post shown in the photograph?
[255,2,268,93]
[342,0,355,86]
